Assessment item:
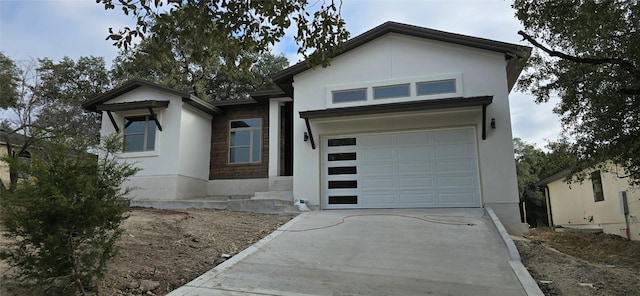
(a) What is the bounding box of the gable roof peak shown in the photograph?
[272,21,531,97]
[82,79,221,115]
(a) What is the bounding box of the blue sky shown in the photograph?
[0,0,562,148]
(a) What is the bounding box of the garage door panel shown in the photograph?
[399,193,435,204]
[360,178,394,189]
[398,177,434,188]
[437,176,476,187]
[436,145,475,158]
[435,130,475,144]
[436,160,475,173]
[322,127,481,209]
[396,133,433,145]
[359,193,396,205]
[437,192,477,204]
[398,163,436,174]
[359,164,394,175]
[359,147,394,161]
[397,146,436,160]
[358,134,395,146]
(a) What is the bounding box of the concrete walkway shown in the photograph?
[169,208,541,295]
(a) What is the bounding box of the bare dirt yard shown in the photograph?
[1,208,294,295]
[3,210,640,296]
[515,228,640,296]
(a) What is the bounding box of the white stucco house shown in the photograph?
[536,166,640,240]
[83,22,531,234]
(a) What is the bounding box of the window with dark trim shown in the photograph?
[229,119,262,163]
[591,171,604,202]
[328,152,356,161]
[329,196,358,204]
[328,138,356,146]
[123,115,156,152]
[17,151,31,179]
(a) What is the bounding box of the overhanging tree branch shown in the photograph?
[518,31,640,78]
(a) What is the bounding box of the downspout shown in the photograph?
[624,213,631,240]
[620,191,631,240]
[544,185,554,227]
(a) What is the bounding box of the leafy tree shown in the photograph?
[512,0,640,184]
[514,138,547,226]
[98,0,349,70]
[0,56,42,192]
[36,56,112,144]
[0,134,138,295]
[0,52,20,108]
[111,13,291,101]
[0,54,111,191]
[514,137,577,227]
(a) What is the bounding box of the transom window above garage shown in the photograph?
[416,79,456,96]
[332,88,367,103]
[373,84,410,99]
[327,74,462,107]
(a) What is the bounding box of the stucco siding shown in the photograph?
[123,174,208,200]
[100,86,182,176]
[0,146,9,186]
[98,86,213,199]
[292,33,519,210]
[548,170,640,240]
[178,104,212,180]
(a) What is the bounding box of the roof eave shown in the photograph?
[534,169,573,186]
[82,79,191,112]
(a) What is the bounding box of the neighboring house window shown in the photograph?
[123,116,156,152]
[591,170,604,202]
[416,79,456,96]
[229,119,261,163]
[332,88,367,103]
[17,151,31,179]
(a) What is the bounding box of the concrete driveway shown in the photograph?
[169,208,541,295]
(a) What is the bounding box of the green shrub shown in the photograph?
[0,134,138,295]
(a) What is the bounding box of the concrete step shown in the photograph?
[204,195,253,201]
[253,191,293,201]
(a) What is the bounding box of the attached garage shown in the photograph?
[322,127,481,209]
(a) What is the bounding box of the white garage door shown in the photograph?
[322,128,481,209]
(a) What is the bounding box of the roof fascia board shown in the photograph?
[299,96,493,119]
